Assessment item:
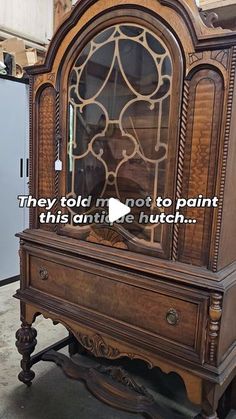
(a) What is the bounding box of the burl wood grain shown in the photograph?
[37,87,56,230]
[29,253,201,349]
[179,69,223,267]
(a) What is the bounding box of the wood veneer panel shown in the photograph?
[179,69,223,267]
[218,66,236,270]
[29,253,199,349]
[37,86,56,230]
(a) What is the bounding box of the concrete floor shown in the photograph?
[0,281,235,419]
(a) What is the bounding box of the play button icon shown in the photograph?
[108,198,131,223]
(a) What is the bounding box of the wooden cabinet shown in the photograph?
[15,1,236,417]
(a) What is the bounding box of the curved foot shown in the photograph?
[199,412,218,419]
[18,369,35,386]
[16,322,37,386]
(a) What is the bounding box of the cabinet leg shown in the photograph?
[15,322,37,386]
[200,381,220,419]
[68,332,86,357]
[200,413,218,419]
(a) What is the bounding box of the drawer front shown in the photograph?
[28,251,207,356]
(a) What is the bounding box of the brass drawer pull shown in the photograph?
[39,267,48,280]
[166,308,179,326]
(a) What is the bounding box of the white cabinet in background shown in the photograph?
[0,78,29,281]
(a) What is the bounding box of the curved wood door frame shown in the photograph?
[56,7,184,260]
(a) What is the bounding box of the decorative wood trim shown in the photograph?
[212,46,236,272]
[23,306,155,368]
[48,72,56,82]
[208,293,222,365]
[25,0,236,79]
[172,80,189,261]
[19,302,203,405]
[188,49,230,72]
[96,364,154,401]
[17,228,236,285]
[159,0,235,49]
[15,322,37,386]
[18,240,24,282]
[34,75,44,91]
[211,49,230,69]
[87,228,128,250]
[76,332,120,359]
[67,330,153,369]
[56,9,183,260]
[54,91,61,233]
[199,9,219,29]
[188,52,204,65]
[29,76,34,229]
[42,350,168,419]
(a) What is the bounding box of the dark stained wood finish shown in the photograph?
[14,1,236,418]
[28,247,208,360]
[15,322,37,386]
[42,350,181,419]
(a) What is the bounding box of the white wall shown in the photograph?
[0,0,54,44]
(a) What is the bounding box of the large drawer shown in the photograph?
[27,248,208,361]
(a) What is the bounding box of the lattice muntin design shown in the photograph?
[67,24,173,249]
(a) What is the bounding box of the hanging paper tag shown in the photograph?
[55,159,62,171]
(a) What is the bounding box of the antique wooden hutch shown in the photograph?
[15,1,236,417]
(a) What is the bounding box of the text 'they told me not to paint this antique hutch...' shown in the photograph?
[15,1,236,418]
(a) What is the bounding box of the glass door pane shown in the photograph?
[67,23,173,253]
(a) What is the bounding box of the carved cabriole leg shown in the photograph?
[15,322,37,386]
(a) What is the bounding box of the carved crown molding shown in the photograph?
[26,0,236,77]
[199,9,219,29]
[208,293,222,365]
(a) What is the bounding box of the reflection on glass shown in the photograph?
[67,24,173,251]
